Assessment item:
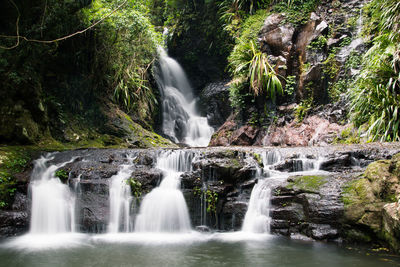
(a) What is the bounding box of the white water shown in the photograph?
[134,150,192,232]
[5,154,88,250]
[242,151,324,233]
[30,155,76,234]
[156,48,214,147]
[108,159,134,233]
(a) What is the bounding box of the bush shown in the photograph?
[228,10,282,109]
[350,0,400,142]
[83,0,162,124]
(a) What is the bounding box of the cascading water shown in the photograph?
[29,155,76,234]
[241,151,281,233]
[155,48,214,147]
[134,150,193,232]
[108,158,134,233]
[5,154,88,250]
[242,151,323,233]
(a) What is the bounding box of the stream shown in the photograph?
[1,234,399,267]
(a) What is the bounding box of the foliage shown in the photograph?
[307,36,327,51]
[218,0,271,37]
[273,0,320,26]
[328,79,347,102]
[83,0,162,123]
[0,0,164,146]
[333,125,361,144]
[193,186,218,214]
[55,169,69,182]
[0,148,30,209]
[295,97,313,122]
[323,53,340,79]
[228,10,282,108]
[206,189,219,213]
[126,178,142,198]
[284,75,296,97]
[350,0,400,142]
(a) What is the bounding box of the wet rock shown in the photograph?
[307,224,339,240]
[382,203,400,252]
[209,114,237,146]
[199,81,232,130]
[195,225,211,232]
[220,201,248,230]
[0,211,29,237]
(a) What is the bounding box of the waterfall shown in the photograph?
[292,154,323,172]
[107,159,134,233]
[29,154,76,234]
[241,180,271,233]
[134,150,192,232]
[242,150,323,233]
[155,47,214,147]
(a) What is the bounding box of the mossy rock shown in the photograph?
[287,175,328,193]
[345,229,373,243]
[116,110,175,148]
[0,147,32,209]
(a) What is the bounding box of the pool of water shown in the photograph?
[0,232,399,267]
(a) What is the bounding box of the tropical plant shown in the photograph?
[350,0,400,141]
[229,40,282,101]
[83,0,162,123]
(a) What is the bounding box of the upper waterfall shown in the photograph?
[155,47,214,147]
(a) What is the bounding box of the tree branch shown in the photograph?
[0,0,128,49]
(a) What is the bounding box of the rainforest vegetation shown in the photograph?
[0,0,399,146]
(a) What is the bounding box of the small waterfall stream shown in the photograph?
[242,151,324,234]
[155,48,214,147]
[108,159,134,233]
[29,155,76,234]
[134,150,193,232]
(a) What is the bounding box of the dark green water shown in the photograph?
[0,233,399,267]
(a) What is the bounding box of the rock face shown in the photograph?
[270,174,348,240]
[199,81,232,130]
[209,0,369,147]
[1,143,400,253]
[265,115,345,146]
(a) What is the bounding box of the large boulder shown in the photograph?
[199,81,232,130]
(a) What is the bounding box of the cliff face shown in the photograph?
[208,0,369,147]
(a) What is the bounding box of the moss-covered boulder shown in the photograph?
[341,153,400,251]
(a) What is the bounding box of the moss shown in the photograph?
[230,158,241,169]
[119,112,175,148]
[342,178,374,207]
[364,160,391,182]
[345,229,373,243]
[287,175,327,192]
[0,147,31,209]
[253,153,263,166]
